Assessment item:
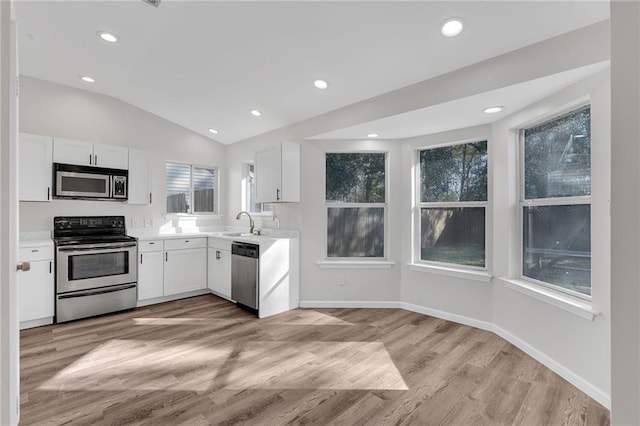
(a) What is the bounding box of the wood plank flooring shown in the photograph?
[20,295,610,425]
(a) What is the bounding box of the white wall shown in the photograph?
[299,139,402,304]
[400,125,494,324]
[610,1,640,424]
[491,70,610,404]
[18,77,227,232]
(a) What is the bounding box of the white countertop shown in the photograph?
[19,231,53,248]
[128,228,299,245]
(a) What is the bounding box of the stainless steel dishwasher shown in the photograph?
[231,242,259,314]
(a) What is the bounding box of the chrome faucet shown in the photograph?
[235,211,255,234]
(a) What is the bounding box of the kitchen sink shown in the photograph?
[216,232,254,237]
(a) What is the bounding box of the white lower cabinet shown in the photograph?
[18,245,54,328]
[137,240,164,301]
[164,238,207,296]
[207,237,232,300]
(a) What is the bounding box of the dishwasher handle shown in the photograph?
[231,243,259,258]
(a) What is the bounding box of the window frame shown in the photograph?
[414,139,489,271]
[324,150,389,260]
[165,161,219,215]
[243,163,273,216]
[517,103,592,301]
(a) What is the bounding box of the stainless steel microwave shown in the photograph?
[53,163,128,201]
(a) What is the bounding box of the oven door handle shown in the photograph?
[57,284,137,299]
[58,243,137,252]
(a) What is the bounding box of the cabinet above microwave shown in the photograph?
[53,138,129,170]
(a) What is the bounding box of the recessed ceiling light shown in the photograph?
[314,79,329,90]
[80,76,95,83]
[97,31,119,43]
[208,128,219,135]
[251,110,262,117]
[483,106,504,114]
[367,133,379,138]
[441,18,464,37]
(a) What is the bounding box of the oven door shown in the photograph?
[56,170,110,198]
[56,242,137,293]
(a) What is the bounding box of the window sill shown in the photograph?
[502,279,598,321]
[317,260,395,269]
[407,263,492,283]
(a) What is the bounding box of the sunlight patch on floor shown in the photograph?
[269,310,355,326]
[37,339,407,392]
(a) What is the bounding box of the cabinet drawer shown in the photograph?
[164,237,207,251]
[208,237,232,251]
[19,247,54,262]
[139,240,163,252]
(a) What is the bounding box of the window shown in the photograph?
[325,153,386,258]
[417,141,488,268]
[520,105,591,298]
[246,163,272,214]
[166,162,217,214]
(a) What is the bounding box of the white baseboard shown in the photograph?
[137,289,211,307]
[298,299,610,409]
[20,317,53,330]
[400,302,494,332]
[492,325,611,409]
[299,300,401,309]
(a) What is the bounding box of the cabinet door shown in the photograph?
[164,248,207,296]
[19,133,52,201]
[53,137,93,166]
[208,249,232,299]
[128,149,151,205]
[138,251,164,300]
[255,146,282,203]
[93,144,129,169]
[281,141,300,202]
[18,259,54,322]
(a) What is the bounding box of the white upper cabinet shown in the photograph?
[53,137,93,166]
[53,138,129,169]
[19,133,53,202]
[128,148,151,205]
[93,143,129,169]
[255,141,300,203]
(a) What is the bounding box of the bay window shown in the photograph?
[520,105,591,297]
[325,153,386,258]
[417,141,488,268]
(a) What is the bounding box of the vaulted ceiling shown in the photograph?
[15,1,609,144]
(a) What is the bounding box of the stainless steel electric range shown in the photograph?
[53,216,137,323]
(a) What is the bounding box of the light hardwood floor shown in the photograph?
[20,295,609,425]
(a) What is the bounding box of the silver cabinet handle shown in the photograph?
[94,154,98,165]
[216,250,221,260]
[165,252,168,262]
[16,261,30,272]
[276,188,281,201]
[47,187,50,200]
[140,254,143,264]
[89,154,92,165]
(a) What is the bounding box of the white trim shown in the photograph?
[502,278,597,320]
[300,300,401,309]
[401,302,493,331]
[19,317,53,330]
[407,263,492,283]
[317,260,394,269]
[493,325,610,409]
[136,289,211,307]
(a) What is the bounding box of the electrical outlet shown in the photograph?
[132,218,142,228]
[144,219,152,228]
[337,275,345,286]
